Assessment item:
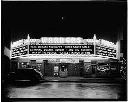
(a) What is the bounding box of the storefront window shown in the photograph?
[97,63,110,72]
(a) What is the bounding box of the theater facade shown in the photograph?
[10,34,119,78]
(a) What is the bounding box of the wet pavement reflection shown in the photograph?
[5,82,126,100]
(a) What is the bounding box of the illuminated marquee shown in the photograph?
[29,45,94,55]
[96,45,116,57]
[11,34,117,58]
[41,37,83,44]
[95,39,117,57]
[11,45,28,57]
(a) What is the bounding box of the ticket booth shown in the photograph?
[54,65,59,77]
[59,63,68,77]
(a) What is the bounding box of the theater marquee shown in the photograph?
[11,34,117,58]
[29,45,94,55]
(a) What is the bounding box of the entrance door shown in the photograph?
[59,64,68,77]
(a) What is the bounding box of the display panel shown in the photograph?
[96,45,116,57]
[29,45,94,55]
[11,45,28,57]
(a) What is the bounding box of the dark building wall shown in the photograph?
[117,27,126,60]
[44,60,53,76]
[2,55,10,81]
[68,63,80,76]
[68,64,75,76]
[10,60,18,72]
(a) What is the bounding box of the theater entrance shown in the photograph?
[53,63,68,77]
[59,64,68,77]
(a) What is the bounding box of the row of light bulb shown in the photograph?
[11,38,116,48]
[100,39,116,48]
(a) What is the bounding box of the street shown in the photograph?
[5,81,126,100]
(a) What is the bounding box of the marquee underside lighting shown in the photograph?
[11,54,115,61]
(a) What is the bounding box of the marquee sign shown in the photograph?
[96,45,116,57]
[41,37,83,44]
[11,45,28,57]
[10,34,117,58]
[29,45,94,55]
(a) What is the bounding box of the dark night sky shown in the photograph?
[2,1,126,48]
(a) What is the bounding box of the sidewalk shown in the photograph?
[43,76,126,83]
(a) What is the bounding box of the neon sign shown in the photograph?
[41,37,83,44]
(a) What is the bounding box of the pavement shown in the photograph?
[43,76,126,83]
[4,81,126,100]
[2,77,127,100]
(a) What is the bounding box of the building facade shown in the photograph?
[10,34,119,78]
